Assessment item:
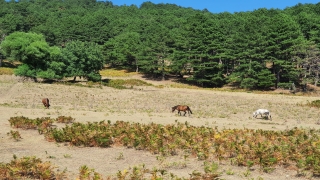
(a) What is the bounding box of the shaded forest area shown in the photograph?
[0,0,320,90]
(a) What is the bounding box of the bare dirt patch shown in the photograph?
[0,75,319,179]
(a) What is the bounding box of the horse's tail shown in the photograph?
[187,106,192,114]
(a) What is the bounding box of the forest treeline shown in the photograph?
[0,0,320,89]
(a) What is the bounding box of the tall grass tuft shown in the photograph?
[0,67,14,75]
[306,100,320,108]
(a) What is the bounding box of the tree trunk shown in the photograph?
[315,71,319,86]
[0,34,4,67]
[160,57,165,81]
[161,61,165,81]
[303,83,307,92]
[135,58,139,72]
[33,77,38,82]
[272,61,280,89]
[276,71,280,89]
[73,76,76,82]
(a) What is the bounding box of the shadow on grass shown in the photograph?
[101,78,110,83]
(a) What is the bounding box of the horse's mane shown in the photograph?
[172,105,180,109]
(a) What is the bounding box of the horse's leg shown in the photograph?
[184,111,186,116]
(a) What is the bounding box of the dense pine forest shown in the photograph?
[0,0,320,90]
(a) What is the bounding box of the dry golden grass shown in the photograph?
[0,67,14,75]
[99,68,138,77]
[1,72,320,180]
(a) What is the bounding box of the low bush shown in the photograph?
[0,155,65,179]
[307,100,320,108]
[8,116,320,177]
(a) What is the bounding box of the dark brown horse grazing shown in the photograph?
[172,105,192,116]
[42,98,50,109]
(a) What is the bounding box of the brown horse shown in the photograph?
[42,98,50,109]
[172,105,192,116]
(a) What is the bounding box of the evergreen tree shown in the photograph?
[265,12,305,88]
[61,40,103,81]
[227,61,275,89]
[187,62,225,87]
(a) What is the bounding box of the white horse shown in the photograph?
[253,109,272,120]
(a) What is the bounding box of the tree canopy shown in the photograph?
[0,32,103,81]
[0,0,320,89]
[62,40,103,81]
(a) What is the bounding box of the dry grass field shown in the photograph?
[1,73,320,180]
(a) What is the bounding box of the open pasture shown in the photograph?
[0,74,320,179]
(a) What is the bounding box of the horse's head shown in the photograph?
[253,112,257,117]
[172,106,178,112]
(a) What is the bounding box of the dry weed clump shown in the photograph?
[55,115,75,123]
[305,100,320,108]
[8,116,320,177]
[0,155,66,179]
[8,116,76,134]
[8,116,53,130]
[0,156,220,180]
[45,121,320,176]
[6,130,22,141]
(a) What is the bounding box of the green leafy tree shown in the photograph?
[1,0,319,89]
[61,40,103,82]
[0,32,63,80]
[0,13,24,35]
